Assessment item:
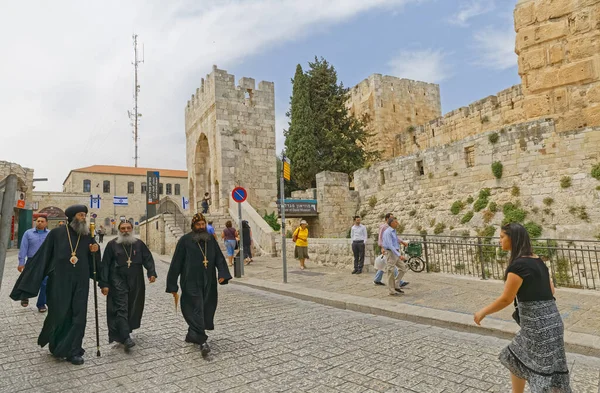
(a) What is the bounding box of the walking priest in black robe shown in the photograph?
[10,205,101,365]
[166,212,232,356]
[100,220,156,351]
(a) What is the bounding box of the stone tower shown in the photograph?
[185,66,277,214]
[515,0,600,131]
[347,74,442,159]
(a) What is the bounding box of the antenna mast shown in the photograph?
[129,34,144,167]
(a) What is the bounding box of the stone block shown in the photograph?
[527,68,559,92]
[566,33,600,61]
[514,1,535,29]
[524,94,553,118]
[569,9,592,34]
[588,83,600,103]
[534,0,574,22]
[517,20,568,52]
[522,48,547,71]
[552,88,569,113]
[557,59,597,85]
[548,44,564,64]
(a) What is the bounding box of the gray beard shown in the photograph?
[116,232,137,245]
[70,220,89,236]
[191,230,212,243]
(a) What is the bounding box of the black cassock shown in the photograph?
[10,226,101,358]
[100,239,157,344]
[166,232,232,344]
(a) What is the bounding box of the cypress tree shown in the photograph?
[284,64,318,189]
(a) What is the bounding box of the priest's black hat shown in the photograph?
[65,204,88,223]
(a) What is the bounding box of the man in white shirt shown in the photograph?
[350,216,368,274]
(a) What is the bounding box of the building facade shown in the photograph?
[34,165,188,232]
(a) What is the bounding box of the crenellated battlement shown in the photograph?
[186,66,274,115]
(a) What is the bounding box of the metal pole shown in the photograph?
[238,202,244,277]
[280,175,287,283]
[0,175,18,291]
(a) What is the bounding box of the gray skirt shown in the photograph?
[294,246,309,260]
[499,300,571,392]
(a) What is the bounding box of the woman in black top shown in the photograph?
[474,223,571,393]
[241,220,253,265]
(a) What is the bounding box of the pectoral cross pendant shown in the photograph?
[203,258,208,269]
[127,259,132,268]
[70,253,78,267]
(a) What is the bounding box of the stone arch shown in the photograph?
[194,133,213,211]
[38,206,67,229]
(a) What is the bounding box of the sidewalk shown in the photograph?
[212,255,600,357]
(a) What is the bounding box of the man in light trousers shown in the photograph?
[382,218,408,295]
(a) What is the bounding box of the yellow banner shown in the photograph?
[283,158,291,181]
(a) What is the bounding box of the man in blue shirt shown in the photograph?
[207,220,217,240]
[18,216,50,312]
[382,218,409,296]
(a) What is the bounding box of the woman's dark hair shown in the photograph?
[502,223,533,277]
[225,220,232,228]
[242,220,250,229]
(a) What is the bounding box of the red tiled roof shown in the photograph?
[63,165,188,184]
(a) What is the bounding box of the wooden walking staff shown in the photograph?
[90,223,101,357]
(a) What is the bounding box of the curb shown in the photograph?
[231,278,600,358]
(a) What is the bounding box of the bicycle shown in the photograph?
[402,242,426,272]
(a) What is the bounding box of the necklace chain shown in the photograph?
[122,244,133,260]
[197,241,208,269]
[66,225,81,257]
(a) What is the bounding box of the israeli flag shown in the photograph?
[182,196,190,210]
[90,195,101,209]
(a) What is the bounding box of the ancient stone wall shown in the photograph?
[139,215,168,255]
[275,237,376,271]
[354,119,600,240]
[0,161,34,202]
[515,0,600,132]
[398,85,525,157]
[313,172,360,238]
[347,74,441,159]
[186,66,277,215]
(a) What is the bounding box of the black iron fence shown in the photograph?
[396,234,600,290]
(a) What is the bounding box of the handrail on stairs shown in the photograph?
[157,196,190,236]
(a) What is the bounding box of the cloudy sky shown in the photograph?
[0,0,518,192]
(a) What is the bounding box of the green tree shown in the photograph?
[306,57,373,174]
[284,64,318,190]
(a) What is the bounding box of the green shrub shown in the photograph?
[368,196,377,208]
[568,205,589,221]
[543,208,553,215]
[473,198,488,212]
[531,206,539,214]
[419,229,428,236]
[461,211,474,224]
[453,172,458,177]
[409,209,417,217]
[427,204,436,209]
[479,188,491,199]
[591,163,600,180]
[466,196,474,204]
[532,239,557,259]
[360,209,368,218]
[286,230,293,238]
[597,185,600,191]
[263,212,281,231]
[434,222,446,234]
[554,257,571,286]
[407,125,416,132]
[511,185,520,197]
[450,200,464,215]
[478,225,496,238]
[524,222,543,238]
[461,230,470,238]
[488,202,498,213]
[454,263,466,270]
[428,172,434,179]
[560,176,571,188]
[492,162,503,179]
[481,115,490,124]
[429,218,436,227]
[543,197,554,206]
[488,132,499,144]
[502,202,527,225]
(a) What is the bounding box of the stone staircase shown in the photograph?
[163,214,185,239]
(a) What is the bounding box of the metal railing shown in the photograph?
[158,197,190,235]
[396,234,600,290]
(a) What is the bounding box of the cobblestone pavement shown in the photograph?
[235,255,600,337]
[1,248,600,393]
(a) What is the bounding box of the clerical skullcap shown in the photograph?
[191,212,206,228]
[65,204,88,223]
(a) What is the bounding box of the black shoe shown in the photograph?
[374,281,385,286]
[200,342,211,357]
[395,288,404,293]
[351,270,357,274]
[124,338,136,352]
[67,356,84,365]
[21,299,29,307]
[400,282,409,287]
[356,270,362,274]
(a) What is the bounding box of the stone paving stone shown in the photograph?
[1,248,600,392]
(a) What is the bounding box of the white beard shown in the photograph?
[116,232,137,245]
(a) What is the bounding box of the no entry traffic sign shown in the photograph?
[232,187,247,203]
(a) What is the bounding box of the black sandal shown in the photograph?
[21,299,29,307]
